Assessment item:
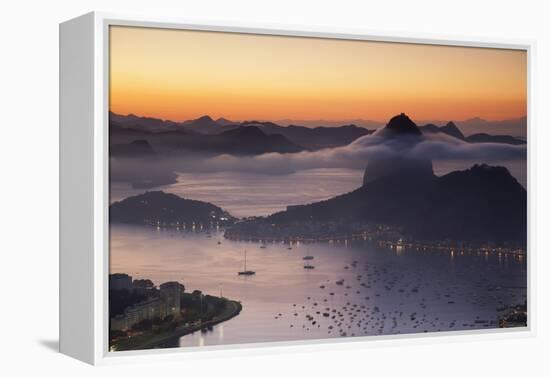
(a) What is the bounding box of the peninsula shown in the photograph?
[109,274,242,351]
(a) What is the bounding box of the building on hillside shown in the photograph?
[132,278,155,295]
[109,273,133,291]
[110,297,167,331]
[110,280,185,332]
[110,314,128,332]
[160,282,182,318]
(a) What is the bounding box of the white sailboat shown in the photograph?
[238,250,256,275]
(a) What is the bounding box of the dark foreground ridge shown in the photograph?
[227,163,527,244]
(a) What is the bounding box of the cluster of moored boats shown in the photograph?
[237,244,318,275]
[272,259,510,337]
[229,236,522,337]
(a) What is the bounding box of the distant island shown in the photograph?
[109,273,242,351]
[110,191,236,227]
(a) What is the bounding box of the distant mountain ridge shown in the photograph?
[110,112,373,152]
[240,120,372,149]
[110,112,526,154]
[420,121,525,145]
[109,112,527,138]
[110,139,156,157]
[420,116,527,138]
[181,115,222,133]
[421,121,465,140]
[110,121,303,155]
[265,117,527,137]
[464,133,526,145]
[109,112,178,132]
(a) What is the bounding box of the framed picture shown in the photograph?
[60,12,532,365]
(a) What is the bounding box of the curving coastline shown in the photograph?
[112,298,242,351]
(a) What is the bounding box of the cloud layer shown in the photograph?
[192,131,526,174]
[110,131,527,183]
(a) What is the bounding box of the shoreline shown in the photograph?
[129,222,526,256]
[111,299,242,351]
[223,232,526,256]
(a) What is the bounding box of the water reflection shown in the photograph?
[110,165,526,218]
[110,224,527,348]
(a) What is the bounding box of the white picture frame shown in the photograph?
[59,11,535,365]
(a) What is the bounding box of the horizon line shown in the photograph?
[109,110,528,126]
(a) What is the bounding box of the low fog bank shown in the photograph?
[110,131,526,189]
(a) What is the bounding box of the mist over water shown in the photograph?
[110,160,526,218]
[110,128,526,212]
[111,168,362,218]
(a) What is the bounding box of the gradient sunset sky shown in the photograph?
[109,26,527,123]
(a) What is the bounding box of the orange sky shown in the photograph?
[109,26,527,123]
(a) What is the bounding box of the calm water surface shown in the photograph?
[110,225,527,348]
[110,166,527,347]
[110,164,526,218]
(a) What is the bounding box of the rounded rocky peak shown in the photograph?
[385,113,422,135]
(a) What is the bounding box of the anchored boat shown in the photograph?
[238,250,256,276]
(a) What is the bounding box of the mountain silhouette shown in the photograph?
[441,121,465,139]
[216,117,238,126]
[109,111,178,132]
[465,133,526,145]
[110,113,372,150]
[247,122,372,149]
[457,116,527,138]
[110,139,156,157]
[110,112,526,156]
[110,191,235,225]
[363,113,434,185]
[421,121,465,140]
[420,122,525,144]
[110,122,304,155]
[181,115,224,133]
[232,164,526,244]
[384,113,422,135]
[204,126,304,154]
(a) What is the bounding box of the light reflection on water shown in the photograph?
[110,164,526,218]
[110,168,363,218]
[110,224,527,348]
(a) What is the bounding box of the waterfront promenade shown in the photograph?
[112,299,242,351]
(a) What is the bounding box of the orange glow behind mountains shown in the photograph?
[109,26,527,123]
